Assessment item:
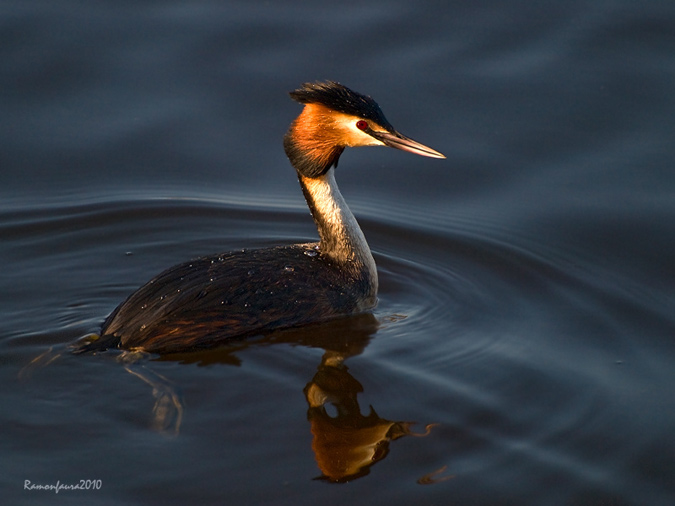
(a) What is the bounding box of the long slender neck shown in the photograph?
[298,168,378,289]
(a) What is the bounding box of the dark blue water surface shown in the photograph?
[2,1,674,505]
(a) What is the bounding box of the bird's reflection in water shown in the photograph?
[304,348,426,482]
[27,313,436,480]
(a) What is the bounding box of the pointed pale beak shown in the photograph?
[369,130,446,159]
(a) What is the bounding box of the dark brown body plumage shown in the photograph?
[96,243,373,354]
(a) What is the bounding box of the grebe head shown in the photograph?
[284,81,445,178]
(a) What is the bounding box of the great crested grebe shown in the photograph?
[86,81,444,354]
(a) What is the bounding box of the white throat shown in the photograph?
[299,168,378,291]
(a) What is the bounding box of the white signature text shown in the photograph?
[24,479,102,494]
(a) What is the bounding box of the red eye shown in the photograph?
[356,120,369,131]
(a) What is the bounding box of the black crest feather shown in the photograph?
[289,81,394,131]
